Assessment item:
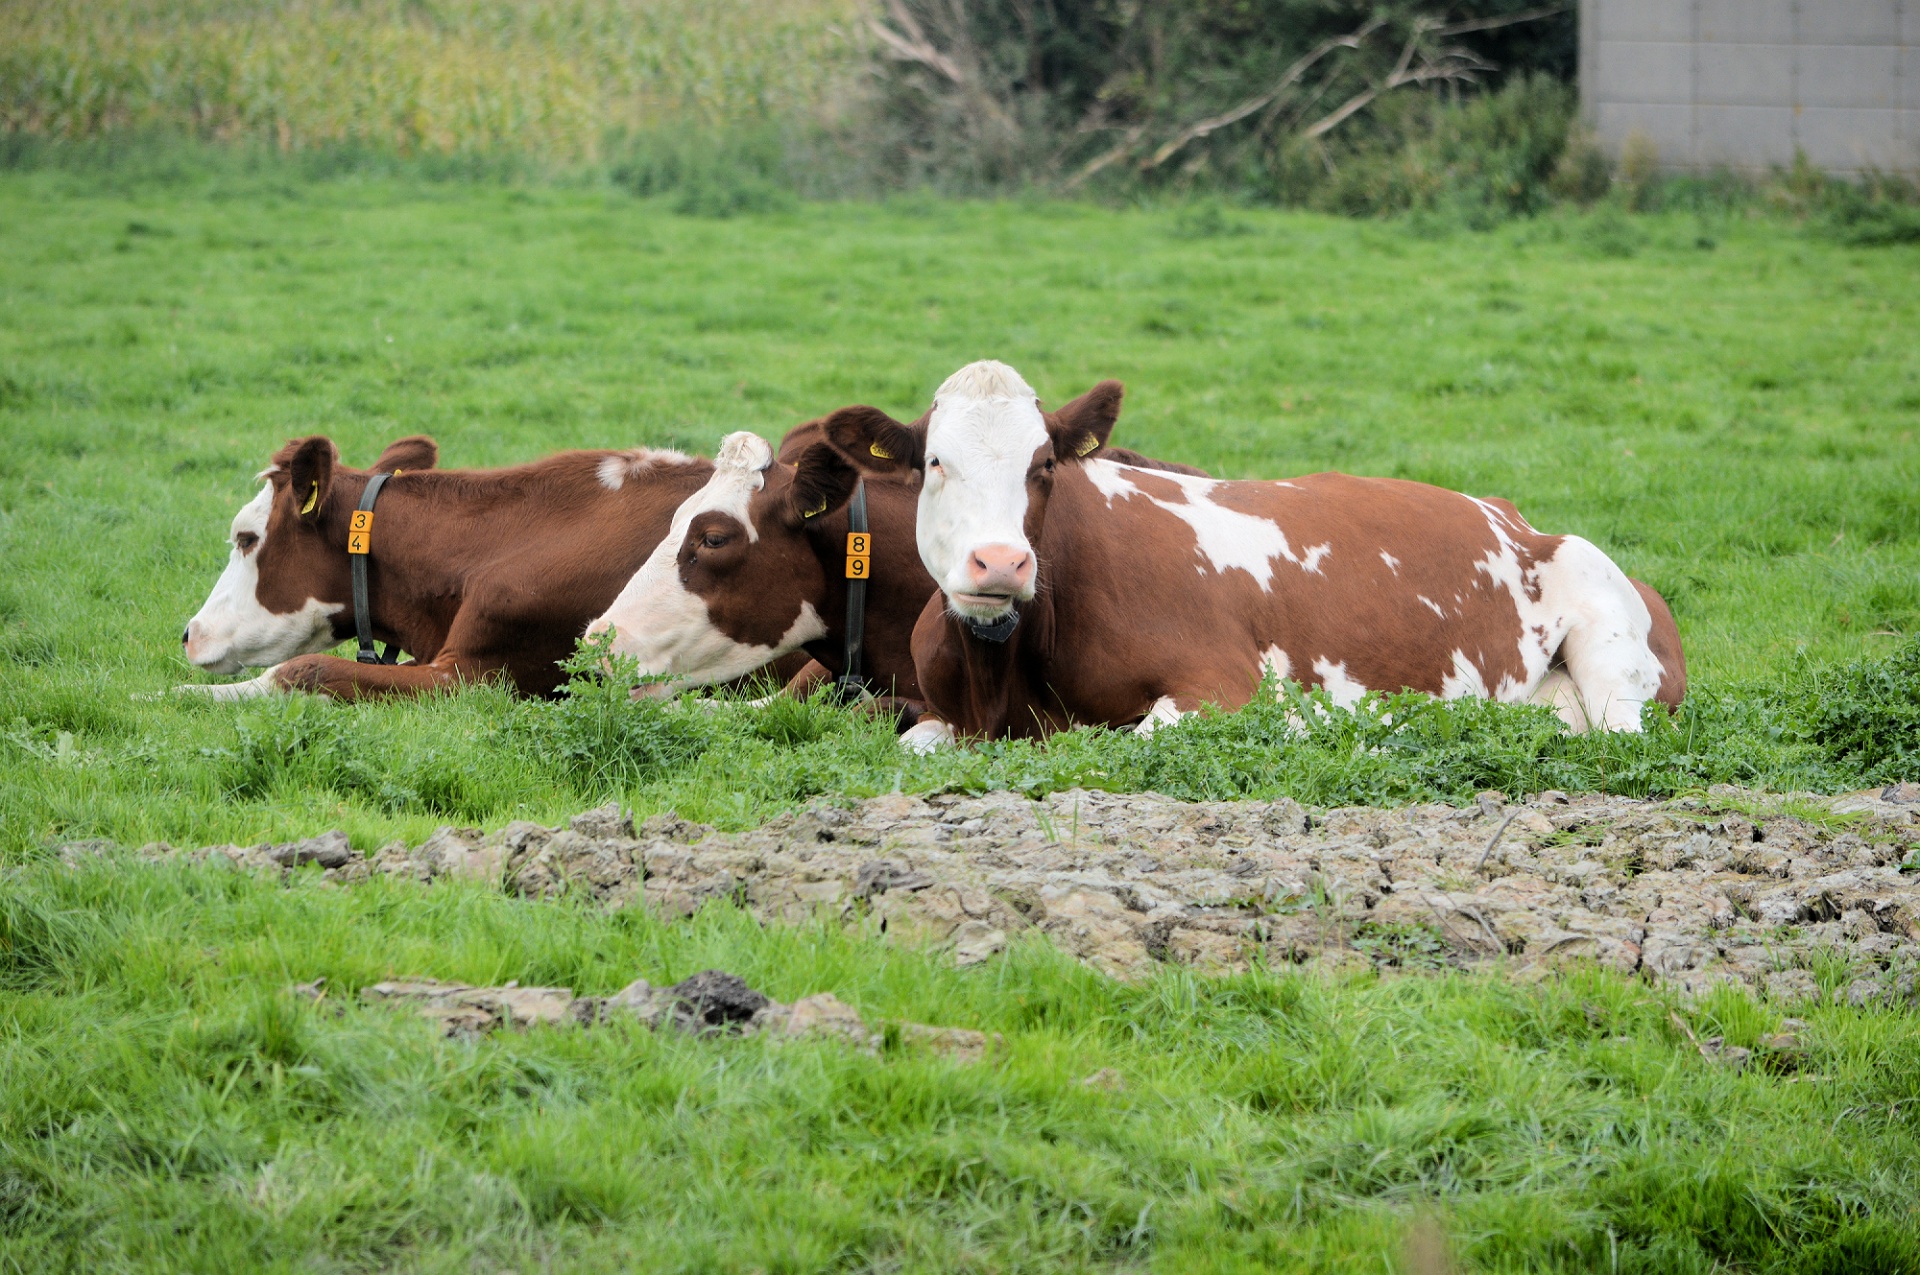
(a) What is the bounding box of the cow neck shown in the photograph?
[325,470,448,666]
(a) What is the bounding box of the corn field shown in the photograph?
[0,0,867,160]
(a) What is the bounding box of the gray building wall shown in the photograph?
[1580,0,1919,174]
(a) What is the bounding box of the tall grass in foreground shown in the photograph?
[0,0,864,160]
[3,855,1918,1272]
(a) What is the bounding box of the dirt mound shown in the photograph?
[88,785,1920,1003]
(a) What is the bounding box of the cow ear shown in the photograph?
[372,434,437,473]
[1046,379,1123,463]
[271,436,337,522]
[821,405,924,475]
[779,442,862,529]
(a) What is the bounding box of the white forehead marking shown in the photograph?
[925,360,1047,469]
[1081,459,1301,591]
[672,431,772,542]
[232,484,272,537]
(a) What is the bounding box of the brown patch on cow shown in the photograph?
[1632,578,1687,708]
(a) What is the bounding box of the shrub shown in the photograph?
[1799,635,1920,785]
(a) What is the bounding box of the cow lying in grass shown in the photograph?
[816,360,1686,750]
[179,433,784,700]
[585,385,1202,703]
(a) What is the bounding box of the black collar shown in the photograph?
[349,472,401,665]
[831,481,870,701]
[964,606,1019,643]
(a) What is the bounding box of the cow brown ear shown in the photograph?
[372,434,437,473]
[780,442,862,529]
[821,405,924,475]
[272,436,337,522]
[1046,379,1123,463]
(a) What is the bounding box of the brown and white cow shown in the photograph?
[180,434,747,700]
[583,387,1203,704]
[812,360,1685,750]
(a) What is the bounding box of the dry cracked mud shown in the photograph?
[75,784,1920,1006]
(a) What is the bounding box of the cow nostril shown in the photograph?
[181,627,190,646]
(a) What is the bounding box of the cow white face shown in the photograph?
[183,483,342,673]
[915,361,1050,622]
[587,431,826,694]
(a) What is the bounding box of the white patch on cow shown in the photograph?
[1380,550,1400,574]
[597,447,694,491]
[1081,459,1300,590]
[1133,696,1186,737]
[1451,493,1662,732]
[915,361,1053,620]
[1417,594,1446,619]
[172,665,287,700]
[1300,543,1331,574]
[183,485,343,674]
[1438,649,1489,699]
[589,432,813,688]
[1311,657,1370,708]
[899,718,956,754]
[1260,644,1292,691]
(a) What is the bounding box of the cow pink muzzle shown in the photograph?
[953,542,1033,609]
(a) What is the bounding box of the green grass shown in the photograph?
[3,166,1919,853]
[6,855,1919,1273]
[3,160,1920,1271]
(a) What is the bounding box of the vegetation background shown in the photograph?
[3,2,1919,1272]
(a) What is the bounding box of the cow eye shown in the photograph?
[1042,458,1055,474]
[234,531,260,554]
[926,457,942,472]
[700,531,729,550]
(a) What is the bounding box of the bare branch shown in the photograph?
[1061,125,1146,191]
[869,0,963,84]
[1430,4,1569,38]
[1140,16,1385,172]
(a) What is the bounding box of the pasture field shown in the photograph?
[3,167,1920,1272]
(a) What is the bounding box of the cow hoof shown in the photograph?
[899,719,955,755]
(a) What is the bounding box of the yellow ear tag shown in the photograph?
[845,532,871,580]
[868,441,895,460]
[801,497,828,519]
[299,483,318,515]
[1074,434,1100,457]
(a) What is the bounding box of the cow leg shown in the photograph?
[170,666,287,701]
[1132,697,1187,737]
[1545,539,1669,733]
[265,652,498,701]
[899,717,955,754]
[1527,667,1591,732]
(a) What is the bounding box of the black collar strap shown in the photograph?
[832,480,871,702]
[965,606,1020,643]
[348,471,401,665]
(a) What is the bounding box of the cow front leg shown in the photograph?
[265,652,495,701]
[899,717,955,754]
[169,666,287,701]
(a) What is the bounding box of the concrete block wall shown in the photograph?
[1580,0,1919,175]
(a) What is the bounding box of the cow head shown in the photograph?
[182,434,436,672]
[585,431,851,693]
[821,360,1120,625]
